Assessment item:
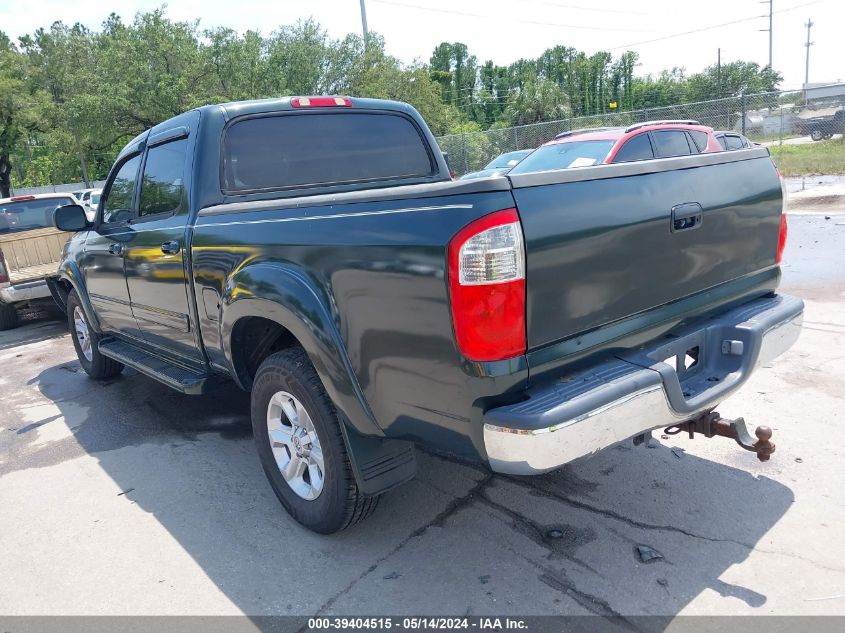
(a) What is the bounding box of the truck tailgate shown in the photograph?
[509,149,783,353]
[0,226,68,284]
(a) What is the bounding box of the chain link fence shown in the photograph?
[437,84,845,177]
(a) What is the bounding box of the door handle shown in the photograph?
[671,203,703,233]
[108,243,124,255]
[160,241,181,255]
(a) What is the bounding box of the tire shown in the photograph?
[0,302,19,330]
[810,129,824,141]
[251,347,379,533]
[66,290,124,379]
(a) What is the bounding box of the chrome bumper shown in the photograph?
[483,294,804,475]
[0,279,52,304]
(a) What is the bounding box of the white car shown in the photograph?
[72,188,102,221]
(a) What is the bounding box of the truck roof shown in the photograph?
[115,96,421,164]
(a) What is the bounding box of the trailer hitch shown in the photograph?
[665,412,775,462]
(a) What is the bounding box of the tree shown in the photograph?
[504,80,568,125]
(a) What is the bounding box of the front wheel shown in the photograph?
[67,290,124,379]
[810,129,824,141]
[251,347,379,533]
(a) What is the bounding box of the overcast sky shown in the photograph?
[2,0,842,89]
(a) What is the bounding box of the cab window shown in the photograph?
[101,155,142,224]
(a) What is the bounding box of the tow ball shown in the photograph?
[665,412,775,462]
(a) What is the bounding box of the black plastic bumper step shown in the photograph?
[98,338,212,395]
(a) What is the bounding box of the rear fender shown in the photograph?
[220,262,384,439]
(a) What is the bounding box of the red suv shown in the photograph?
[510,120,723,174]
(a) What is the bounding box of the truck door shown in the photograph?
[81,154,143,339]
[123,127,202,362]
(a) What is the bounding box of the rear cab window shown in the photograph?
[222,112,435,194]
[509,140,615,174]
[0,197,75,233]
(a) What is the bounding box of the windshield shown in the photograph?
[0,197,74,234]
[509,140,614,174]
[485,151,531,169]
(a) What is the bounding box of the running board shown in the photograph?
[98,338,212,395]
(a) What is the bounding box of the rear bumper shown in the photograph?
[0,279,52,304]
[483,293,803,474]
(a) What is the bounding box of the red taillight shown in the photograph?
[10,195,35,202]
[0,248,9,284]
[777,213,788,264]
[290,96,352,108]
[448,208,526,361]
[775,166,788,264]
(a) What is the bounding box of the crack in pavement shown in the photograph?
[502,475,755,547]
[305,473,494,623]
[475,508,641,627]
[501,476,845,575]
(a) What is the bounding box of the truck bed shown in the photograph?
[0,226,67,284]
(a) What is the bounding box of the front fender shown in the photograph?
[57,257,101,333]
[220,262,384,438]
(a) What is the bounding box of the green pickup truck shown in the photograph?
[50,96,802,533]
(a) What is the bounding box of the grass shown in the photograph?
[768,139,845,176]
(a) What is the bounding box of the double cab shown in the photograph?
[51,96,802,533]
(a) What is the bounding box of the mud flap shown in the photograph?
[339,422,417,497]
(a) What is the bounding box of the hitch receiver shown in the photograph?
[665,412,775,462]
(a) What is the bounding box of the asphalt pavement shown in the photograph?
[1,211,844,618]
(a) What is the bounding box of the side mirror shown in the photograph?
[53,204,90,232]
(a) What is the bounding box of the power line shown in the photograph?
[369,0,668,33]
[607,0,825,52]
[517,0,659,16]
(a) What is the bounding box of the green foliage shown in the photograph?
[1,9,784,190]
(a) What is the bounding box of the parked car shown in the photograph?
[51,97,801,533]
[512,120,722,172]
[84,189,102,222]
[459,149,533,180]
[715,131,755,150]
[0,193,76,329]
[793,106,845,141]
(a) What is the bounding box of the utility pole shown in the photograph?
[759,0,773,69]
[359,0,369,41]
[717,47,721,98]
[804,18,814,97]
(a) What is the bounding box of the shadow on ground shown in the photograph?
[0,310,65,351]
[6,354,796,623]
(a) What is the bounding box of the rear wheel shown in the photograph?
[67,290,123,379]
[810,129,824,141]
[0,302,19,330]
[251,347,379,533]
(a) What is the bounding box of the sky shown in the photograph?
[2,0,842,89]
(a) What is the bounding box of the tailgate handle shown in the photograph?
[671,203,703,233]
[108,243,124,255]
